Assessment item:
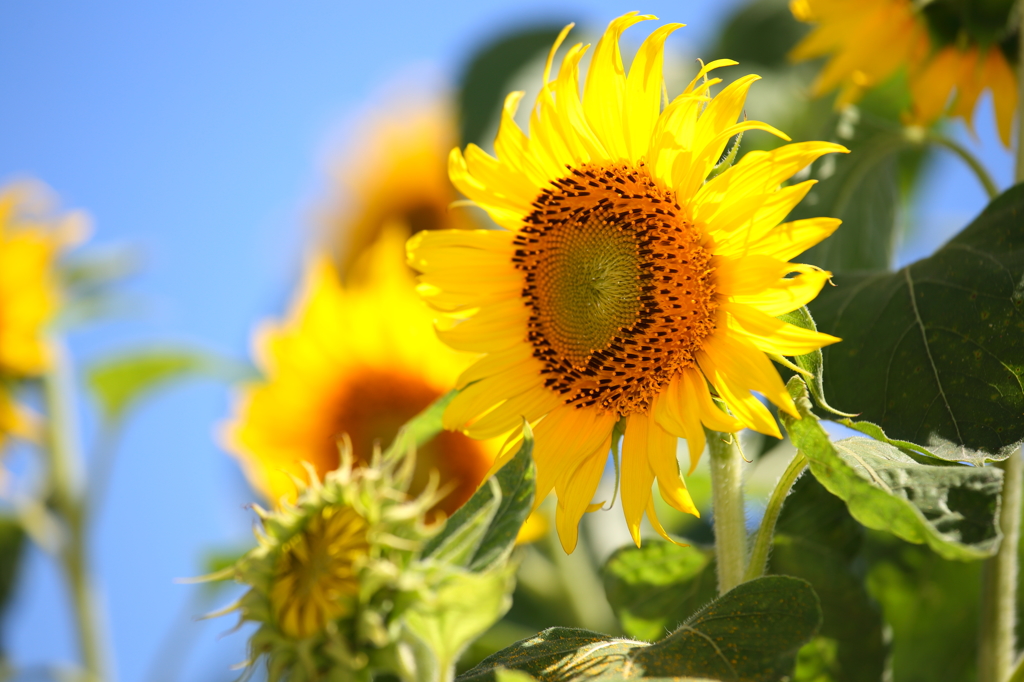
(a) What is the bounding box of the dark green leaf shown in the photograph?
[601,542,717,642]
[458,627,637,682]
[457,25,567,147]
[783,377,1004,560]
[770,536,886,682]
[811,183,1024,460]
[775,473,864,561]
[864,533,981,682]
[86,347,251,421]
[632,576,821,682]
[423,426,535,573]
[470,427,536,572]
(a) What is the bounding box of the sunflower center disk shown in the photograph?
[513,162,718,416]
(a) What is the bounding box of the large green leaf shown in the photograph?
[864,533,981,682]
[457,25,567,147]
[769,474,886,682]
[86,347,251,422]
[459,577,820,682]
[811,183,1024,460]
[631,577,821,682]
[601,542,717,642]
[782,377,1004,560]
[423,426,535,573]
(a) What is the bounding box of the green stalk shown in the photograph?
[743,452,808,583]
[925,132,1000,200]
[980,451,1022,682]
[983,25,1024,681]
[707,429,747,595]
[43,339,108,682]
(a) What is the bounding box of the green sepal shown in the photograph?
[777,306,853,418]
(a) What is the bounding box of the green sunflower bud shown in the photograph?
[209,432,530,682]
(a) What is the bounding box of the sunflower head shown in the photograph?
[409,12,847,552]
[221,227,496,519]
[320,98,479,284]
[0,181,87,378]
[790,0,1018,144]
[229,440,443,681]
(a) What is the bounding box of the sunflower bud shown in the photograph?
[216,433,527,682]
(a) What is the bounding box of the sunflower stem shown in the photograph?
[743,452,807,583]
[707,429,747,595]
[42,338,108,682]
[979,449,1023,682]
[925,132,1000,200]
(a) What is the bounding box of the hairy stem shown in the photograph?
[979,450,1022,682]
[744,452,808,583]
[707,429,747,595]
[926,132,1000,199]
[43,339,108,681]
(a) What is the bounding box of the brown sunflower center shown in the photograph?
[323,368,489,516]
[513,162,717,415]
[271,504,369,638]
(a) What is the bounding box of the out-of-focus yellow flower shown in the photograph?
[322,99,478,283]
[0,182,85,451]
[409,13,845,553]
[222,227,494,518]
[0,183,85,377]
[790,0,1018,145]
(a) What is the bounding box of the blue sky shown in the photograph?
[0,2,1014,681]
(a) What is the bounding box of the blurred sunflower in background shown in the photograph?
[409,12,846,552]
[320,98,479,284]
[790,0,1019,144]
[0,182,85,448]
[222,227,494,518]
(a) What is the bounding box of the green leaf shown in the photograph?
[422,426,535,572]
[86,347,251,421]
[777,307,853,417]
[457,627,639,682]
[460,577,820,682]
[457,25,567,147]
[771,475,886,682]
[631,576,821,682]
[403,565,517,682]
[782,377,1004,560]
[810,182,1024,461]
[601,542,717,642]
[864,533,981,682]
[384,390,458,462]
[770,536,886,682]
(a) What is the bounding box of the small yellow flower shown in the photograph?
[0,182,86,378]
[320,98,478,283]
[790,0,1018,145]
[221,227,495,518]
[408,13,846,552]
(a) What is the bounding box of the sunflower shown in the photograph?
[0,182,84,449]
[790,0,1018,146]
[320,98,479,283]
[222,226,494,518]
[408,13,846,552]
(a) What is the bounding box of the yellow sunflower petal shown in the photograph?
[621,411,658,546]
[623,22,684,159]
[696,349,782,438]
[533,406,618,506]
[554,439,612,553]
[724,301,841,356]
[654,378,706,473]
[702,331,798,419]
[583,12,657,161]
